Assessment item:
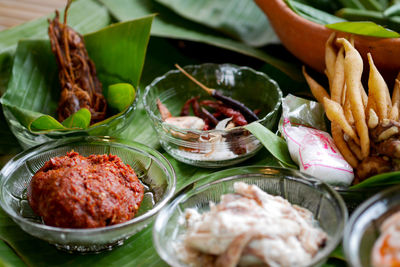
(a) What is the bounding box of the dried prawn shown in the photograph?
[157,99,205,131]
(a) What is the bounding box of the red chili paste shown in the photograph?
[27,151,144,228]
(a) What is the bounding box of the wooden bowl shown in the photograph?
[255,0,400,81]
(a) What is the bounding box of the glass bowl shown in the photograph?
[2,90,139,150]
[153,166,348,266]
[343,185,400,267]
[143,63,282,168]
[0,136,176,253]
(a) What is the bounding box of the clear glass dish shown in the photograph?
[153,166,348,266]
[343,185,400,267]
[143,63,282,168]
[0,136,176,253]
[2,89,139,150]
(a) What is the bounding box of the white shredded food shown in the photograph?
[176,182,327,267]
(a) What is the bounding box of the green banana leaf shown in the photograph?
[0,0,111,95]
[326,21,400,37]
[0,107,20,154]
[286,0,400,37]
[60,109,91,129]
[286,0,345,25]
[0,240,25,267]
[291,0,342,13]
[154,0,279,47]
[100,0,303,81]
[322,243,347,266]
[350,170,400,189]
[245,122,297,168]
[328,245,346,261]
[0,16,153,133]
[31,116,65,132]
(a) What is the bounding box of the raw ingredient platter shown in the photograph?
[0,0,391,266]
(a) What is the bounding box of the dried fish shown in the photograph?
[48,0,107,123]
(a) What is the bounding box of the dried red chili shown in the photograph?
[175,64,259,123]
[201,100,248,126]
[180,97,196,116]
[200,107,219,126]
[191,98,218,129]
[253,109,261,116]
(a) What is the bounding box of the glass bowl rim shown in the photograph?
[343,184,400,267]
[0,135,176,234]
[153,165,348,267]
[143,63,283,135]
[1,86,140,136]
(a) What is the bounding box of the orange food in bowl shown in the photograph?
[372,211,400,267]
[372,233,400,267]
[28,151,144,228]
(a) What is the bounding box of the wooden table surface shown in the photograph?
[0,0,66,31]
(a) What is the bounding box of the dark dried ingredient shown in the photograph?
[191,97,202,118]
[370,119,400,142]
[354,119,400,182]
[175,64,259,122]
[201,100,248,126]
[374,139,400,158]
[213,111,223,119]
[224,128,250,155]
[253,109,261,116]
[189,98,209,130]
[200,100,222,109]
[217,106,247,126]
[180,97,196,116]
[355,156,392,183]
[212,91,258,122]
[190,98,218,129]
[200,107,219,127]
[48,1,107,124]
